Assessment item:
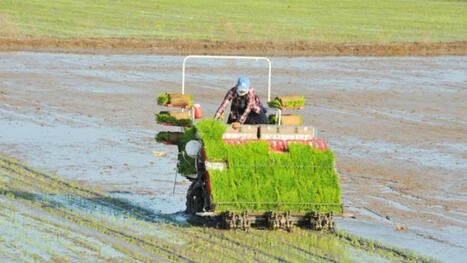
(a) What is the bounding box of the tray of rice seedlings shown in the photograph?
[177,127,197,176]
[157,93,194,108]
[155,131,169,143]
[267,96,305,110]
[155,111,193,127]
[155,127,197,176]
[193,119,341,213]
[269,114,303,125]
[155,131,183,145]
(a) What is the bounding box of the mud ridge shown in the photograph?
[0,37,465,56]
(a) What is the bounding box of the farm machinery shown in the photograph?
[155,56,342,230]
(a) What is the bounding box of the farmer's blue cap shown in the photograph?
[236,77,250,96]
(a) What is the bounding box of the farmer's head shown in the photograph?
[236,77,250,96]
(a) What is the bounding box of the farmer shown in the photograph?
[214,77,268,129]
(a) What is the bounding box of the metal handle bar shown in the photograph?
[182,55,272,101]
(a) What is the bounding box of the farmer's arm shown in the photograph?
[214,88,234,119]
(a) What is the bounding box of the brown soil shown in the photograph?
[0,36,466,56]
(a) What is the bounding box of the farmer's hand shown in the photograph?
[232,122,241,130]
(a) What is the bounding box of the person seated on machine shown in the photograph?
[214,77,268,129]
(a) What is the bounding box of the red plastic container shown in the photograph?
[194,104,203,119]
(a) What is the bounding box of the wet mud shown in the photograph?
[0,52,466,261]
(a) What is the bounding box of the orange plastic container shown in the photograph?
[194,104,203,119]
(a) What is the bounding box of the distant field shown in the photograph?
[0,0,466,43]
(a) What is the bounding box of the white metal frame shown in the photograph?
[182,55,272,101]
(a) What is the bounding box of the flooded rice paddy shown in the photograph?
[0,52,466,262]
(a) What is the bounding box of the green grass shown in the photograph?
[195,119,341,213]
[1,0,466,42]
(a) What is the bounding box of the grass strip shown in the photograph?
[1,0,466,43]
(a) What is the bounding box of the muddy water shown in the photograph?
[0,52,466,262]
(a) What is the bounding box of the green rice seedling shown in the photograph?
[155,112,192,127]
[267,100,282,109]
[157,93,170,105]
[267,96,305,109]
[176,127,197,175]
[268,114,303,125]
[194,118,228,161]
[156,93,194,107]
[177,153,196,175]
[193,119,341,213]
[179,126,197,147]
[188,95,194,107]
[155,132,169,143]
[268,114,278,124]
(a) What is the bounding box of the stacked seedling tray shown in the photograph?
[267,95,305,125]
[156,93,194,126]
[154,93,197,177]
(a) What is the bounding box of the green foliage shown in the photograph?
[1,0,466,42]
[179,126,197,149]
[267,96,305,109]
[157,93,169,105]
[156,93,193,107]
[194,119,228,161]
[194,119,341,213]
[177,153,196,175]
[268,115,278,124]
[156,127,197,175]
[177,127,197,175]
[267,100,282,108]
[188,95,194,107]
[155,112,192,127]
[155,132,169,143]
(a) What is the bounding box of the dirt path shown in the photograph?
[0,51,465,261]
[0,37,466,56]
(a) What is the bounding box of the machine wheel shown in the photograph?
[307,211,334,230]
[220,211,251,230]
[266,210,293,231]
[185,180,204,215]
